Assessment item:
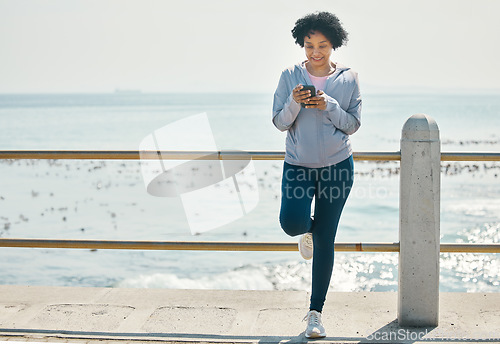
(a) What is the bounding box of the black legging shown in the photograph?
[279,155,353,312]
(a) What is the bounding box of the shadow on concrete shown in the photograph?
[357,319,495,343]
[0,328,352,344]
[0,327,366,344]
[1,324,497,344]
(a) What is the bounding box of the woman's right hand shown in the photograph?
[292,84,311,105]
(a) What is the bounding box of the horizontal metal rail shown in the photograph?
[0,239,397,252]
[440,243,500,253]
[0,239,498,253]
[0,150,399,161]
[440,152,500,161]
[0,150,499,161]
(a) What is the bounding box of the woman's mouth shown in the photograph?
[311,57,323,61]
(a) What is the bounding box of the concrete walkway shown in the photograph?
[0,285,498,343]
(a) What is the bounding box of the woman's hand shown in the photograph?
[303,90,327,110]
[292,84,312,105]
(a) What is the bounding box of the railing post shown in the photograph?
[398,114,441,327]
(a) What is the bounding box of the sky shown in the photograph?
[0,0,499,94]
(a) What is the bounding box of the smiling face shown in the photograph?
[304,30,333,69]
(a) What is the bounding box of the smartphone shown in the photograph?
[300,85,316,108]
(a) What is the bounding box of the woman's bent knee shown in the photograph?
[279,213,310,237]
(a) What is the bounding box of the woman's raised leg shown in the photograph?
[279,162,316,237]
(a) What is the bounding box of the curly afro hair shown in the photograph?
[291,11,349,50]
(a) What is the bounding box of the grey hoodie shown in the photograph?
[272,60,362,168]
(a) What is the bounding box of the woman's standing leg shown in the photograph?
[309,156,354,312]
[279,161,316,237]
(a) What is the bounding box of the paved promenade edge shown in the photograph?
[0,285,498,343]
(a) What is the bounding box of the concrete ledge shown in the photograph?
[0,285,498,343]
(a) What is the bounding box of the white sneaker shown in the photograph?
[298,232,313,260]
[303,310,326,338]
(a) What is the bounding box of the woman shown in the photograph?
[272,11,361,339]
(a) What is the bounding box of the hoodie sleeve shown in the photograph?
[324,71,362,135]
[272,70,301,132]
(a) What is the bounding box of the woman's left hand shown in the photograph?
[304,90,327,110]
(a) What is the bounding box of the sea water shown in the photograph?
[0,93,498,292]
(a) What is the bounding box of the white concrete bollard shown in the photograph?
[398,114,441,327]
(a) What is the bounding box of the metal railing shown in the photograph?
[0,238,498,253]
[1,150,500,161]
[0,149,499,254]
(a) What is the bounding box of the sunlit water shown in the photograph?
[0,93,498,292]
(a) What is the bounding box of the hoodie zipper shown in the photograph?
[300,61,347,167]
